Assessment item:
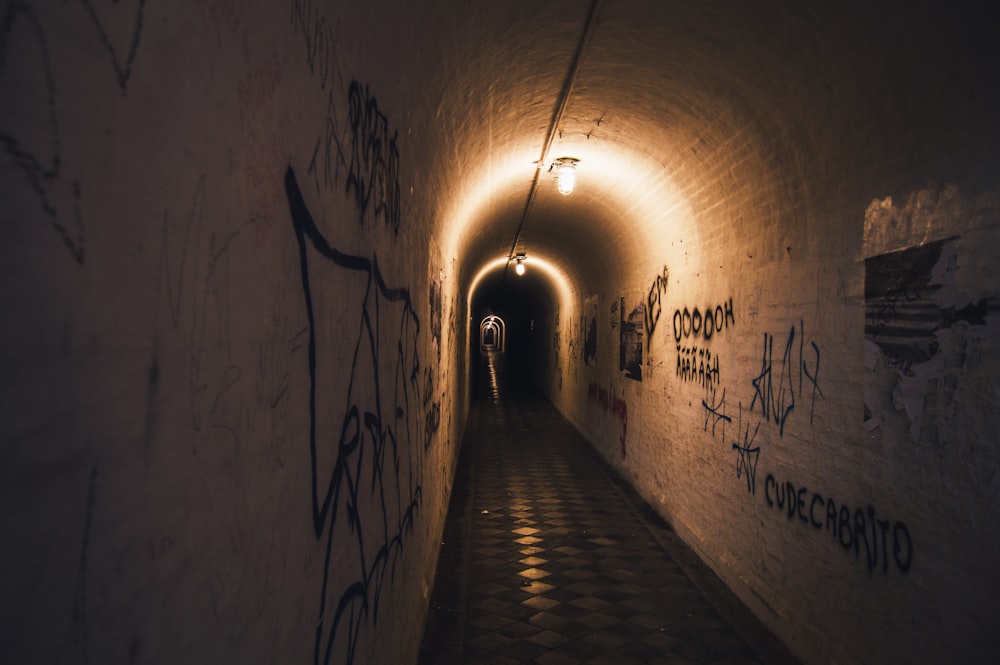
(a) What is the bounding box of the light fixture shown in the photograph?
[551,157,579,196]
[514,253,526,276]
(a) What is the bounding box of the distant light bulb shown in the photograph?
[515,259,526,276]
[556,163,576,195]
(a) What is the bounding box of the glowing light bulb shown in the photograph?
[515,258,526,276]
[556,162,576,195]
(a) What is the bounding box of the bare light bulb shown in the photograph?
[556,163,576,195]
[515,259,526,276]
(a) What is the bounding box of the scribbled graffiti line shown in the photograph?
[731,404,760,495]
[78,0,147,91]
[0,2,85,264]
[701,386,731,440]
[749,320,822,436]
[644,266,668,340]
[286,167,425,665]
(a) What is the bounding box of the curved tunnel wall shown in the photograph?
[1,3,466,664]
[456,3,1000,664]
[468,259,566,396]
[2,2,999,665]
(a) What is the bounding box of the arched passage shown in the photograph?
[467,253,572,399]
[479,315,504,351]
[2,3,998,665]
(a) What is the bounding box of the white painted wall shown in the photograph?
[1,2,462,664]
[4,2,998,665]
[554,170,1000,665]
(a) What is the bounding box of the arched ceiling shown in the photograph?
[409,0,999,309]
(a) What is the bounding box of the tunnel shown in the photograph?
[2,1,999,664]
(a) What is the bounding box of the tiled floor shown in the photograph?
[419,352,798,665]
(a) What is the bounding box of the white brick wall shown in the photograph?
[3,2,998,665]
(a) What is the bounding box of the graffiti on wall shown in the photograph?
[620,297,643,380]
[303,78,402,233]
[666,297,734,442]
[749,320,823,436]
[673,298,736,343]
[290,0,339,91]
[674,298,734,389]
[236,58,282,129]
[671,279,920,576]
[678,347,719,389]
[285,168,429,665]
[553,308,562,379]
[284,25,430,660]
[429,274,443,363]
[4,1,427,661]
[79,0,147,91]
[674,301,824,495]
[689,305,897,573]
[1,3,85,264]
[345,81,401,233]
[731,404,760,495]
[764,473,912,575]
[2,0,155,262]
[644,266,669,342]
[291,0,402,235]
[702,386,731,440]
[588,382,627,458]
[582,294,597,366]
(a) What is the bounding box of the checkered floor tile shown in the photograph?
[419,353,798,665]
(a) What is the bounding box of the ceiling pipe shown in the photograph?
[504,0,603,277]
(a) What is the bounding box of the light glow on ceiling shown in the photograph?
[467,254,574,317]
